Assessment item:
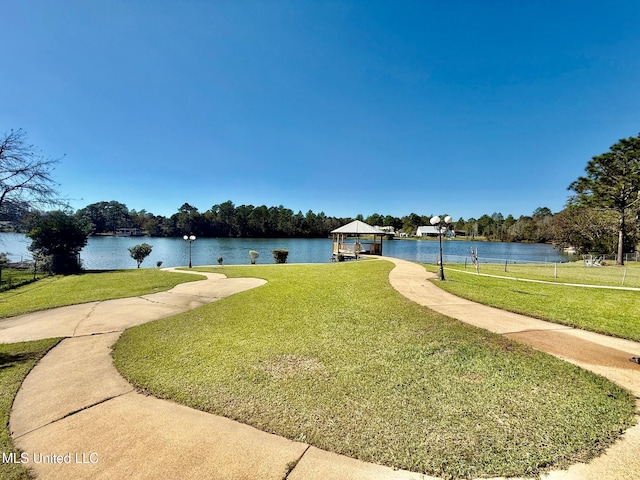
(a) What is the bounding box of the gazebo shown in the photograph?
[331,220,385,259]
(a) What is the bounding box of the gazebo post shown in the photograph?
[330,220,386,258]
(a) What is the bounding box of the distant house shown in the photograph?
[375,225,396,235]
[116,227,143,237]
[0,221,16,231]
[415,226,441,237]
[416,226,455,238]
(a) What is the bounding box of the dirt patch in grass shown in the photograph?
[256,354,327,380]
[507,330,640,370]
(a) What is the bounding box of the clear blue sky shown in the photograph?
[2,1,639,220]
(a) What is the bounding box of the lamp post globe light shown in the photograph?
[183,234,196,268]
[430,215,452,281]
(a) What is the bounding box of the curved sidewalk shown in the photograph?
[386,258,640,397]
[3,261,640,479]
[0,269,264,343]
[5,268,434,480]
[385,256,640,480]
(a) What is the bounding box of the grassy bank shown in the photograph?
[428,265,640,341]
[113,260,635,479]
[446,261,640,288]
[0,268,50,292]
[0,269,204,318]
[0,338,61,480]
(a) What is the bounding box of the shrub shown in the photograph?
[217,256,223,265]
[272,249,289,264]
[128,243,153,268]
[249,250,259,264]
[26,211,91,273]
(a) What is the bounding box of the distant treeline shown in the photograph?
[77,201,349,238]
[5,199,637,253]
[63,200,558,243]
[2,199,560,242]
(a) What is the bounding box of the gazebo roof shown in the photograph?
[331,220,386,235]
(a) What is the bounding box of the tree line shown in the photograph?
[69,200,639,253]
[50,199,558,243]
[4,195,638,255]
[2,128,639,271]
[74,201,347,238]
[5,194,567,247]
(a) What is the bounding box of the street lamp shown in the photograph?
[430,215,452,281]
[183,234,196,268]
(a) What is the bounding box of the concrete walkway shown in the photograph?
[4,268,432,480]
[3,260,640,479]
[385,257,640,480]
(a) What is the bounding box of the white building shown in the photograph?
[415,226,454,237]
[375,226,396,235]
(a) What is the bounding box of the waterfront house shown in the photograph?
[416,226,454,238]
[116,227,143,237]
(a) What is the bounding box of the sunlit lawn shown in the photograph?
[428,264,640,341]
[0,269,204,318]
[113,260,636,479]
[447,260,640,288]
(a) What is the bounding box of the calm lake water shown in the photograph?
[1,233,572,270]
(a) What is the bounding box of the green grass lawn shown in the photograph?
[447,261,640,288]
[0,268,203,479]
[428,265,640,341]
[113,260,636,479]
[0,269,204,318]
[0,338,61,480]
[0,269,50,292]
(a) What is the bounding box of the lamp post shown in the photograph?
[430,215,452,281]
[183,234,196,268]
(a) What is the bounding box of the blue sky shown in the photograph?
[2,1,639,220]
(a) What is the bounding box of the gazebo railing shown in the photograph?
[333,242,381,255]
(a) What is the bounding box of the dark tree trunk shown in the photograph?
[617,212,625,266]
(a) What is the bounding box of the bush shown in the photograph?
[128,243,153,268]
[249,250,259,264]
[272,249,289,264]
[26,211,91,273]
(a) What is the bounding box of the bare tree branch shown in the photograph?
[0,128,63,212]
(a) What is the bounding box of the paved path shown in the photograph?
[2,261,640,479]
[385,257,640,480]
[4,268,432,480]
